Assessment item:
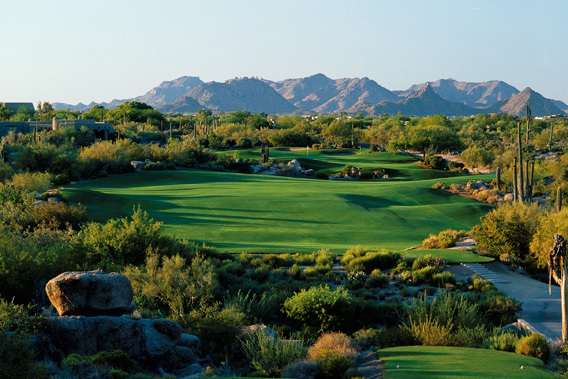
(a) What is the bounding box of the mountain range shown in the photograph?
[54,74,568,118]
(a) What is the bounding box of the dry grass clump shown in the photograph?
[307,332,358,361]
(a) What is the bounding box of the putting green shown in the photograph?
[62,165,493,253]
[378,346,557,378]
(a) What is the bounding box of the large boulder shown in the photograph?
[46,270,134,316]
[40,316,184,361]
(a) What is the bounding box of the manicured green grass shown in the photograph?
[401,249,494,264]
[230,148,470,180]
[62,163,494,253]
[379,346,558,378]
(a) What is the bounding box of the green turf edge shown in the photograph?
[399,249,494,264]
[378,346,559,379]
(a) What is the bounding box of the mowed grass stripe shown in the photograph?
[62,169,493,253]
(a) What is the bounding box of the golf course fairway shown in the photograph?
[62,167,493,253]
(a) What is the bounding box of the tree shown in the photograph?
[459,146,495,172]
[473,202,544,262]
[36,101,54,121]
[82,105,108,121]
[12,106,35,122]
[0,106,12,121]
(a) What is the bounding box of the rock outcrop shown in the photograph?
[46,270,134,316]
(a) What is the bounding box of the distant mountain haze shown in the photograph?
[52,74,567,117]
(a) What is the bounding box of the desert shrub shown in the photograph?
[411,266,438,285]
[379,327,417,348]
[186,303,247,362]
[0,299,47,379]
[469,276,495,293]
[62,350,136,378]
[404,314,453,346]
[307,333,357,379]
[17,200,87,232]
[530,208,568,268]
[422,229,466,249]
[76,207,189,270]
[516,334,551,362]
[473,202,544,262]
[0,229,80,304]
[448,161,465,172]
[424,155,447,170]
[478,292,521,326]
[241,329,306,377]
[431,181,448,190]
[449,183,461,193]
[342,246,400,273]
[224,289,281,324]
[316,354,353,379]
[482,330,521,352]
[79,139,140,178]
[91,350,136,373]
[7,172,51,193]
[353,328,382,350]
[403,292,487,346]
[365,270,389,288]
[125,253,218,318]
[315,249,335,266]
[281,359,318,379]
[283,285,354,335]
[430,272,456,288]
[307,333,357,362]
[412,255,448,270]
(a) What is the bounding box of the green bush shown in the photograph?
[77,207,189,270]
[223,289,281,324]
[473,202,544,262]
[342,246,400,273]
[365,270,389,288]
[482,330,521,352]
[448,161,465,172]
[186,304,247,362]
[430,272,456,288]
[91,350,136,373]
[424,155,447,170]
[283,285,354,335]
[412,255,448,270]
[431,181,448,190]
[0,299,46,378]
[316,354,353,379]
[516,334,550,362]
[240,329,306,377]
[411,266,438,285]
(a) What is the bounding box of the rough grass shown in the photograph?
[62,152,494,254]
[401,249,494,264]
[378,346,558,379]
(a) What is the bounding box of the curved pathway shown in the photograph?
[457,261,562,341]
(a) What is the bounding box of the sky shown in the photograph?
[2,0,567,105]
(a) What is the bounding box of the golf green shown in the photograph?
[62,166,493,253]
[379,346,558,378]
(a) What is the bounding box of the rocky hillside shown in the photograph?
[159,95,204,114]
[135,76,203,107]
[186,77,297,114]
[53,74,567,117]
[485,87,564,117]
[269,74,398,113]
[352,83,477,117]
[394,78,519,108]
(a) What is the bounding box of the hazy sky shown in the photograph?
[2,0,567,105]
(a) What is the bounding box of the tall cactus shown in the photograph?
[511,104,534,204]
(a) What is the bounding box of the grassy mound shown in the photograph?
[378,346,556,378]
[62,165,493,253]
